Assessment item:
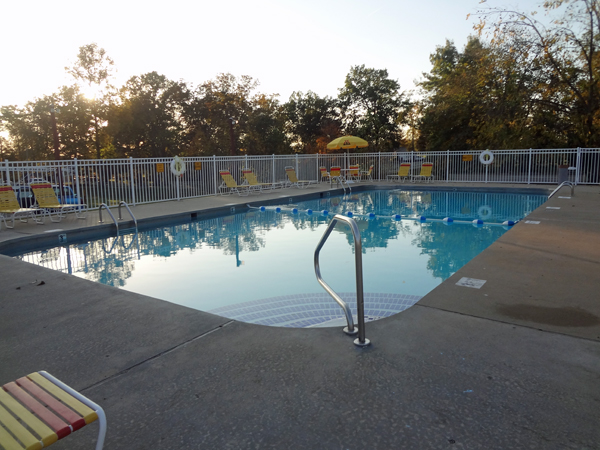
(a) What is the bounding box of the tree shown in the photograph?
[184,74,259,156]
[475,0,600,146]
[66,43,115,158]
[242,94,291,155]
[338,65,407,151]
[283,91,341,153]
[108,72,189,158]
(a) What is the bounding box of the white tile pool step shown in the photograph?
[208,292,422,328]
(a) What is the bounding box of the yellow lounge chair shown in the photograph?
[0,185,41,230]
[330,166,345,185]
[387,163,411,182]
[241,168,281,192]
[412,162,434,183]
[347,165,361,182]
[0,370,106,449]
[29,183,87,223]
[219,170,250,196]
[285,167,316,189]
[360,165,374,181]
[320,167,331,184]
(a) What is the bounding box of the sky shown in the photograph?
[1,0,543,108]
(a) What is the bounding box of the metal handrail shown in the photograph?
[548,181,575,199]
[98,203,118,233]
[314,214,370,347]
[118,201,137,227]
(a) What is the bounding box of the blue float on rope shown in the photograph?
[419,216,427,221]
[260,206,266,211]
[368,212,376,218]
[275,207,281,212]
[292,208,298,214]
[503,220,515,226]
[307,209,313,215]
[322,210,329,215]
[346,211,353,217]
[472,219,483,225]
[393,214,401,220]
[443,217,454,222]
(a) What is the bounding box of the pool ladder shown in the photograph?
[98,202,137,234]
[314,214,370,347]
[548,181,575,199]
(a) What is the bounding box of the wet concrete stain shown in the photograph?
[496,304,600,327]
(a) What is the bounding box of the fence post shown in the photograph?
[245,153,248,169]
[4,159,9,185]
[446,149,450,183]
[575,147,581,185]
[213,155,217,195]
[129,157,136,205]
[295,153,299,173]
[377,152,380,181]
[74,158,82,210]
[527,148,532,184]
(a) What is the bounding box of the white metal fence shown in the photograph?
[2,148,598,209]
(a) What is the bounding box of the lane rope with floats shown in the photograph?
[247,204,517,228]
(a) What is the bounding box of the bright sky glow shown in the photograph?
[1,0,542,108]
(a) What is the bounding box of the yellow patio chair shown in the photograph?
[241,168,281,192]
[0,185,42,230]
[219,170,250,196]
[360,165,374,181]
[0,370,107,449]
[412,162,435,183]
[387,163,411,182]
[29,183,87,223]
[330,166,345,185]
[285,167,316,189]
[347,164,361,182]
[319,167,331,184]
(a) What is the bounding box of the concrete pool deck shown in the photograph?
[1,182,599,449]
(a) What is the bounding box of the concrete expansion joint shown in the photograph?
[81,320,234,392]
[502,241,600,265]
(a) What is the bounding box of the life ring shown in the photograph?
[479,150,494,165]
[170,156,186,176]
[478,205,492,220]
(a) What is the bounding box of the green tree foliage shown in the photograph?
[338,65,407,151]
[65,43,115,159]
[283,91,341,153]
[108,72,189,158]
[474,0,600,147]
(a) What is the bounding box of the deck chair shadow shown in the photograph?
[387,163,411,182]
[0,185,42,230]
[412,163,434,183]
[29,183,87,223]
[0,370,107,449]
[241,168,282,192]
[219,170,250,196]
[285,167,317,189]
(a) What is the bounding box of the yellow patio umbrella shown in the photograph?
[326,135,369,150]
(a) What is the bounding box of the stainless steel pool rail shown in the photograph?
[98,203,118,233]
[549,181,575,199]
[118,201,137,228]
[314,214,370,347]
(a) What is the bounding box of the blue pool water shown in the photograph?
[15,189,547,327]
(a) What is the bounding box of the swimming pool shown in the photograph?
[14,189,547,327]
